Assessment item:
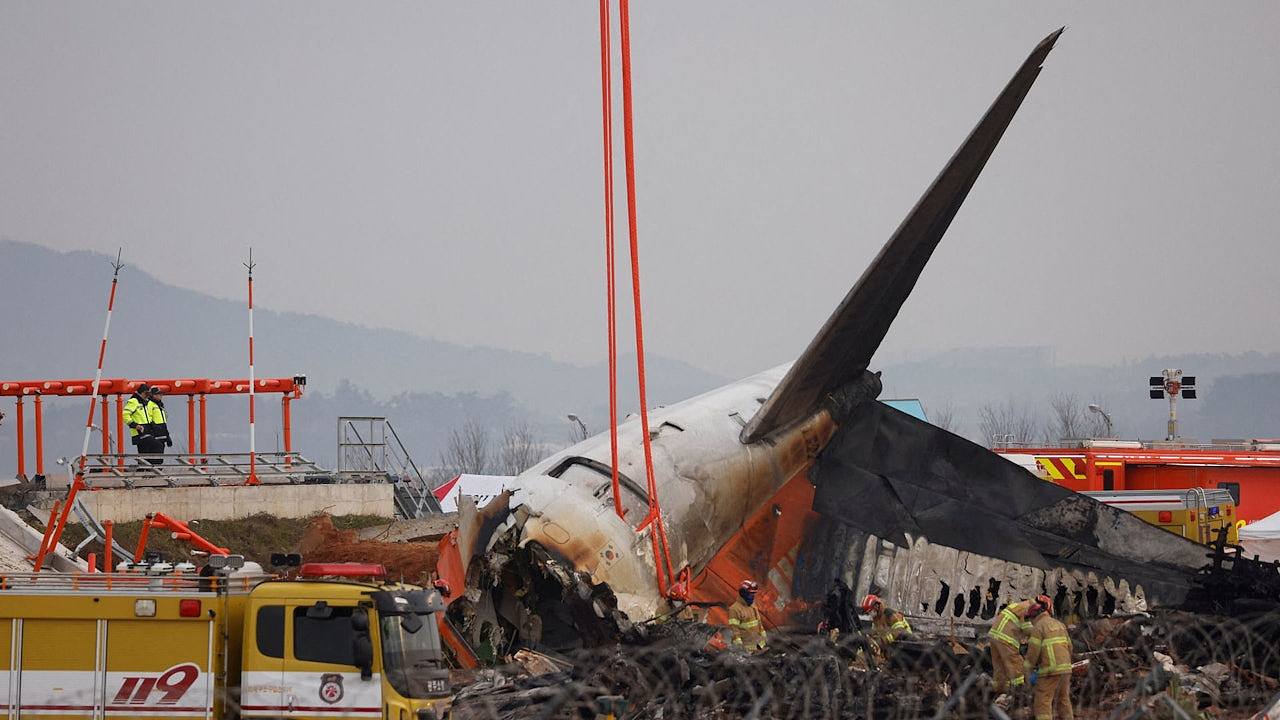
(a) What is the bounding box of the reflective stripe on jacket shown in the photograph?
[874,609,913,644]
[727,598,767,650]
[122,395,148,436]
[989,601,1035,648]
[1025,613,1073,676]
[145,399,169,438]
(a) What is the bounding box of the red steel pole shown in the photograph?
[198,394,207,464]
[282,395,292,467]
[100,395,111,456]
[33,394,44,480]
[114,395,125,467]
[14,397,24,480]
[187,395,196,456]
[32,500,61,570]
[103,520,114,574]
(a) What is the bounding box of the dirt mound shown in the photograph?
[299,515,439,584]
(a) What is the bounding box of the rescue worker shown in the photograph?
[988,597,1038,694]
[665,578,701,623]
[727,580,767,652]
[862,593,912,647]
[143,386,172,465]
[1024,595,1074,720]
[122,384,152,457]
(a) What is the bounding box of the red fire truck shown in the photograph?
[997,439,1280,523]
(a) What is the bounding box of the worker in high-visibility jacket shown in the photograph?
[143,386,172,465]
[862,594,912,647]
[727,580,766,652]
[988,598,1037,694]
[1024,595,1074,720]
[122,384,152,453]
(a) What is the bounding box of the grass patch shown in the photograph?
[26,512,388,570]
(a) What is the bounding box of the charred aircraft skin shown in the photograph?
[448,29,1215,650]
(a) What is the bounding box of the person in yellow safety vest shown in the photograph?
[1024,595,1074,720]
[989,598,1037,694]
[727,580,767,652]
[143,386,172,465]
[862,593,912,647]
[122,384,152,454]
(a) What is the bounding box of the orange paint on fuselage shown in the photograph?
[691,468,818,630]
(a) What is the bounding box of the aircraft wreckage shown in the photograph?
[436,30,1230,652]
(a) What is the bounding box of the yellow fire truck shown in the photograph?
[0,559,452,719]
[1084,488,1240,545]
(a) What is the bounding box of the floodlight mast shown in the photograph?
[1151,369,1196,441]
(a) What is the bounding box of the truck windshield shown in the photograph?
[380,614,447,699]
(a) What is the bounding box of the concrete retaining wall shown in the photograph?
[69,483,395,523]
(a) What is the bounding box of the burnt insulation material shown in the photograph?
[806,402,1205,606]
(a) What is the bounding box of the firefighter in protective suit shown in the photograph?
[988,598,1037,694]
[727,580,766,652]
[1024,596,1074,720]
[862,594,912,648]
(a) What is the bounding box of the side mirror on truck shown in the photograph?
[351,608,373,681]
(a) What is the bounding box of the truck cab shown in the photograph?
[0,559,451,720]
[242,564,451,720]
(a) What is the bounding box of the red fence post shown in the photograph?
[33,394,44,480]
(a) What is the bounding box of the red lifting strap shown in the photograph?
[604,0,675,589]
[598,0,624,522]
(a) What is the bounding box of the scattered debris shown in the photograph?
[449,611,1280,719]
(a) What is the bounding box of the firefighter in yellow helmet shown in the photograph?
[988,597,1037,694]
[862,593,912,648]
[727,580,767,652]
[1025,595,1074,720]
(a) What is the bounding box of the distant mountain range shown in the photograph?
[2,240,1277,478]
[877,346,1280,443]
[0,240,725,471]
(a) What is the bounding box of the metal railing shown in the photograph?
[70,452,326,488]
[337,417,440,518]
[0,570,274,594]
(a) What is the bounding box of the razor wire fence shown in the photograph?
[450,611,1280,720]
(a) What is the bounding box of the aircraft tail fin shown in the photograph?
[742,29,1063,443]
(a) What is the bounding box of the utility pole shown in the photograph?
[1087,403,1113,438]
[567,414,589,441]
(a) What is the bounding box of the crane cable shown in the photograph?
[598,0,624,522]
[615,0,675,591]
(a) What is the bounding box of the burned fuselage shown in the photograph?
[446,365,1207,651]
[439,29,1214,652]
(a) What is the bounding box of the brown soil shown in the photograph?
[297,515,440,585]
[27,512,389,570]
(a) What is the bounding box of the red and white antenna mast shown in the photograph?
[245,249,259,485]
[35,249,123,572]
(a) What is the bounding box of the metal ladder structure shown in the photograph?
[337,417,441,518]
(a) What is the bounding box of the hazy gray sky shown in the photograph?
[2,2,1277,378]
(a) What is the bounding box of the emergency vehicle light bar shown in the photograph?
[299,562,387,579]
